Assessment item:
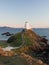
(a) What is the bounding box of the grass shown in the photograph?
[0,30,47,65]
[0,55,29,65]
[24,35,33,46]
[0,40,8,48]
[7,32,22,47]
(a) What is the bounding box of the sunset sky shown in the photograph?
[0,0,49,28]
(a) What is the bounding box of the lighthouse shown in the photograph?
[25,22,31,30]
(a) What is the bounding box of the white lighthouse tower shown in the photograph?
[25,22,31,30]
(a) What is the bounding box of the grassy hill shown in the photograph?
[7,29,49,65]
[7,29,46,51]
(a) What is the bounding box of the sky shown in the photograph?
[0,0,49,28]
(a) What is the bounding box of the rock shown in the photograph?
[0,47,4,54]
[1,51,14,56]
[0,47,14,56]
[1,32,13,36]
[36,59,43,64]
[7,29,49,65]
[40,38,48,44]
[20,53,47,65]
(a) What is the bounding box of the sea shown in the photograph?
[0,27,49,41]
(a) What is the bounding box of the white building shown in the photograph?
[25,22,31,30]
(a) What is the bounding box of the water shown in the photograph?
[0,27,49,51]
[0,27,22,40]
[33,28,49,39]
[33,28,49,44]
[0,27,49,40]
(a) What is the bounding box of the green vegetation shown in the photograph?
[24,35,33,46]
[0,55,46,65]
[0,29,48,65]
[0,56,29,65]
[7,30,41,52]
[0,40,8,48]
[7,30,39,47]
[7,32,22,46]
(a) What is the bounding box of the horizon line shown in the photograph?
[0,26,49,28]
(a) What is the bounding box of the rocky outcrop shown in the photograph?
[1,32,13,36]
[0,47,14,56]
[7,29,49,65]
[40,37,48,44]
[20,53,47,65]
